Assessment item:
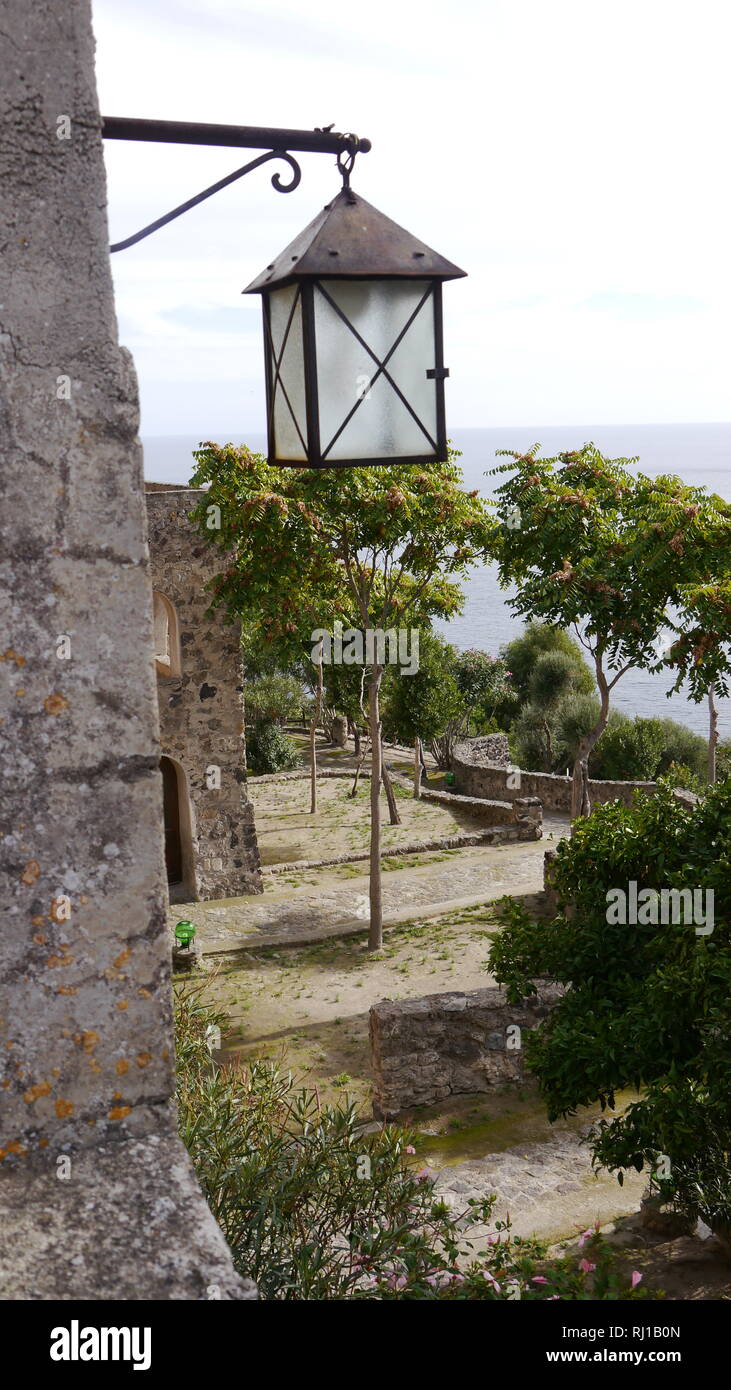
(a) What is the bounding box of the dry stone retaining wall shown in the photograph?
[370,985,562,1118]
[453,740,659,812]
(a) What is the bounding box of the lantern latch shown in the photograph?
[426,367,450,380]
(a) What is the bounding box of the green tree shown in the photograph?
[382,631,463,794]
[487,446,731,816]
[245,672,304,727]
[487,781,731,1242]
[502,621,594,706]
[655,581,731,783]
[190,443,493,949]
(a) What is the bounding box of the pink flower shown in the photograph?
[578,1259,596,1274]
[405,1145,416,1155]
[416,1167,435,1182]
[532,1276,549,1285]
[386,1273,407,1290]
[547,1294,560,1301]
[481,1271,501,1292]
[631,1271,643,1289]
[577,1227,595,1248]
[450,1272,465,1284]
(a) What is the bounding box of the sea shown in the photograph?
[142,422,731,739]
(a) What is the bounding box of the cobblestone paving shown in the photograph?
[432,1127,645,1241]
[171,817,570,949]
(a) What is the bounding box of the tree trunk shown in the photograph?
[309,638,323,814]
[571,673,610,821]
[349,737,368,798]
[353,726,362,759]
[413,736,422,799]
[708,686,719,784]
[368,668,384,951]
[381,748,401,826]
[542,717,554,772]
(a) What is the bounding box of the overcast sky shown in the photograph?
[94,0,730,437]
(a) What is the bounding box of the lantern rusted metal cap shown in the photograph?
[243,188,467,293]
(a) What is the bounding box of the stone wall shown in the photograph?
[0,0,250,1297]
[370,985,562,1118]
[455,733,511,767]
[452,740,658,812]
[411,782,542,837]
[146,486,262,902]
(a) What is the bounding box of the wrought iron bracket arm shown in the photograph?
[102,117,371,253]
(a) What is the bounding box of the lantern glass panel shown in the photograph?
[313,280,437,461]
[268,285,308,462]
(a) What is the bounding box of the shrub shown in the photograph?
[246,722,300,774]
[587,714,706,784]
[588,714,665,781]
[487,781,731,1239]
[653,717,706,780]
[245,673,303,726]
[175,988,649,1300]
[658,761,705,796]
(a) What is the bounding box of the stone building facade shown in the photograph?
[145,485,261,902]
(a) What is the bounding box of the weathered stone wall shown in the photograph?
[411,782,542,837]
[146,486,262,901]
[370,985,562,1118]
[0,0,250,1297]
[453,740,658,812]
[455,733,511,767]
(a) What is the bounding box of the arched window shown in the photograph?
[153,591,181,677]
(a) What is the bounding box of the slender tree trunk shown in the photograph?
[708,686,719,784]
[413,735,422,799]
[309,637,323,814]
[381,749,401,826]
[368,667,384,951]
[353,725,362,759]
[349,736,369,798]
[571,672,610,821]
[542,718,554,772]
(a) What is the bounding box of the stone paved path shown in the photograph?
[432,1127,646,1243]
[170,817,570,950]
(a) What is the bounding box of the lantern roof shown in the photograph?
[243,188,466,293]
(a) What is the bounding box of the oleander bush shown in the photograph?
[175,988,649,1300]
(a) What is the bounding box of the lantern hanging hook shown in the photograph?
[336,136,358,198]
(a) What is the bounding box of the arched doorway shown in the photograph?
[160,755,195,899]
[161,756,182,884]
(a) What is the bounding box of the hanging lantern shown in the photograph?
[244,184,465,467]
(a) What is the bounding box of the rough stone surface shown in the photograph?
[146,485,262,901]
[0,1136,257,1300]
[431,1128,646,1242]
[370,984,562,1118]
[455,733,511,767]
[0,0,249,1298]
[0,0,173,1160]
[331,714,348,747]
[453,740,660,811]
